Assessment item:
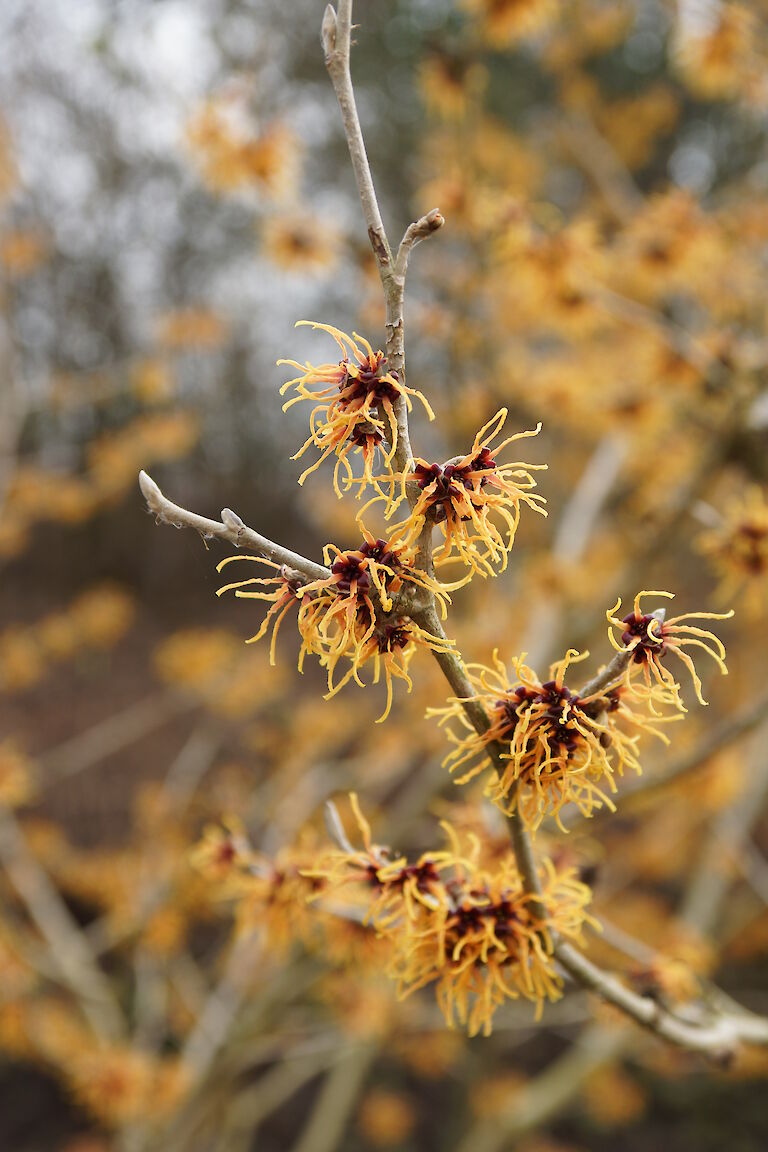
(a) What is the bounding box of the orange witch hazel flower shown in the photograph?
[431,648,673,830]
[386,408,546,576]
[278,322,435,501]
[309,796,595,1036]
[607,591,733,708]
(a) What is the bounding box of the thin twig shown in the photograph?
[323,0,442,477]
[322,1,392,273]
[681,724,768,936]
[289,1039,379,1152]
[591,283,717,377]
[40,690,192,780]
[139,470,330,582]
[554,940,768,1055]
[0,807,124,1039]
[454,1023,631,1152]
[558,111,644,224]
[395,208,445,279]
[213,1052,332,1152]
[181,934,260,1083]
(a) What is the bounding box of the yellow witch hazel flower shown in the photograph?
[384,408,546,577]
[697,487,768,618]
[216,524,453,721]
[607,591,733,708]
[431,648,674,830]
[463,0,559,47]
[309,796,595,1036]
[279,322,434,502]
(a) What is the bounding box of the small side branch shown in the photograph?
[555,941,768,1056]
[139,471,330,582]
[395,208,445,280]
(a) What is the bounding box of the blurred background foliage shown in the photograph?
[1,0,768,1149]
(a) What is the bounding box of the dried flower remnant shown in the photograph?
[607,591,732,708]
[432,648,670,829]
[279,323,434,500]
[387,408,546,577]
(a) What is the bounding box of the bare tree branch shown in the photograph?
[139,470,330,582]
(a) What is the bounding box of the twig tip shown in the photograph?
[138,470,162,507]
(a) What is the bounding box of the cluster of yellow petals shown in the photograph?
[216,526,453,721]
[262,213,340,274]
[381,407,546,578]
[697,486,768,618]
[279,322,434,502]
[463,0,560,47]
[306,796,595,1036]
[0,585,135,693]
[606,590,732,709]
[211,321,549,726]
[431,647,674,830]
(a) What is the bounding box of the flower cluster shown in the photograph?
[431,647,674,830]
[386,407,547,577]
[698,487,768,618]
[217,527,453,720]
[606,590,732,708]
[192,817,324,954]
[306,796,595,1036]
[218,324,547,722]
[279,323,434,500]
